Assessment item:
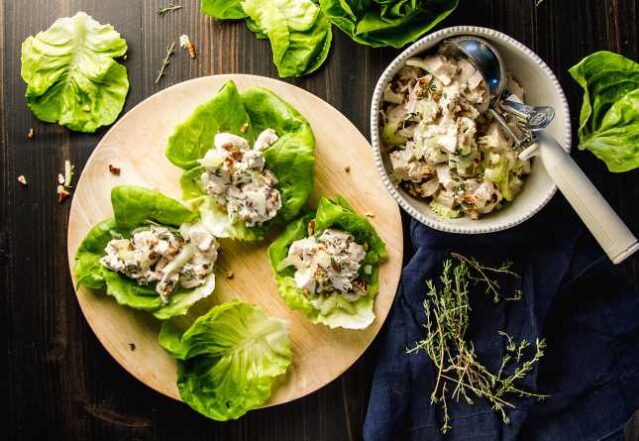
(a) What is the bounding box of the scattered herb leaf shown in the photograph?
[155,42,177,84]
[157,3,183,16]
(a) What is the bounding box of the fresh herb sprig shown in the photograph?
[157,3,182,16]
[451,252,522,302]
[408,256,547,434]
[155,42,176,84]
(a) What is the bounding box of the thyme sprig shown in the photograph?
[408,256,547,434]
[157,3,182,16]
[451,252,522,302]
[155,42,176,84]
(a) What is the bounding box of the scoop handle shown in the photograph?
[536,132,639,264]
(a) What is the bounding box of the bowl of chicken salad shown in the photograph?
[371,26,571,234]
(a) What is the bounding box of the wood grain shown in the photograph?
[3,0,639,440]
[66,74,403,405]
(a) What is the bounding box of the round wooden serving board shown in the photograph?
[67,74,403,407]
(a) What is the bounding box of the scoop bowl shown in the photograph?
[370,26,572,234]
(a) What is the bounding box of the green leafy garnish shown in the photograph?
[268,196,387,329]
[569,51,639,172]
[319,0,458,49]
[21,12,129,133]
[73,185,214,320]
[165,81,315,241]
[408,254,546,434]
[158,300,291,420]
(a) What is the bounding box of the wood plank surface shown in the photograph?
[3,0,639,439]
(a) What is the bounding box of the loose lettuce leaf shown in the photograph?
[158,300,291,420]
[268,196,387,329]
[21,12,129,133]
[165,81,315,241]
[577,89,639,172]
[241,0,332,77]
[319,0,458,49]
[201,0,247,19]
[166,81,253,170]
[569,51,639,172]
[73,185,215,320]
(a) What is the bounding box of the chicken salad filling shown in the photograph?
[200,129,282,227]
[278,225,371,301]
[381,49,531,219]
[101,223,219,303]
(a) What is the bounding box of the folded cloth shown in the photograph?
[364,197,639,441]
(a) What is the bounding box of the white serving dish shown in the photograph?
[370,26,572,234]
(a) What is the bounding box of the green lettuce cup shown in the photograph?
[73,185,219,320]
[165,81,315,241]
[158,300,291,421]
[268,195,387,329]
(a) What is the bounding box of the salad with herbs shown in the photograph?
[166,81,315,241]
[381,48,531,219]
[74,185,219,319]
[269,196,387,329]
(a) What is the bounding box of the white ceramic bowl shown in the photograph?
[370,26,572,234]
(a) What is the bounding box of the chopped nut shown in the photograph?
[82,104,91,112]
[17,175,28,186]
[365,212,375,218]
[226,271,234,279]
[307,219,316,236]
[344,166,351,173]
[123,54,128,61]
[240,122,249,133]
[179,34,196,59]
[57,185,70,203]
[57,173,65,184]
[108,164,121,176]
[129,343,136,351]
[27,128,34,139]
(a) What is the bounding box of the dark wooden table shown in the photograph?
[3,1,639,439]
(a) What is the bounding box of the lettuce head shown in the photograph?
[268,196,387,329]
[158,300,291,420]
[319,0,458,49]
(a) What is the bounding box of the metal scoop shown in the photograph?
[442,36,638,264]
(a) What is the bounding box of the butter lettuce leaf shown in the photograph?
[21,12,129,133]
[73,185,215,319]
[268,196,387,329]
[319,0,458,49]
[569,51,639,172]
[165,81,315,241]
[166,81,253,170]
[158,300,291,420]
[242,0,332,77]
[201,0,247,19]
[111,185,197,231]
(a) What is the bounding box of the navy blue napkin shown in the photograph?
[364,197,639,441]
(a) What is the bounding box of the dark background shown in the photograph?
[3,0,639,439]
